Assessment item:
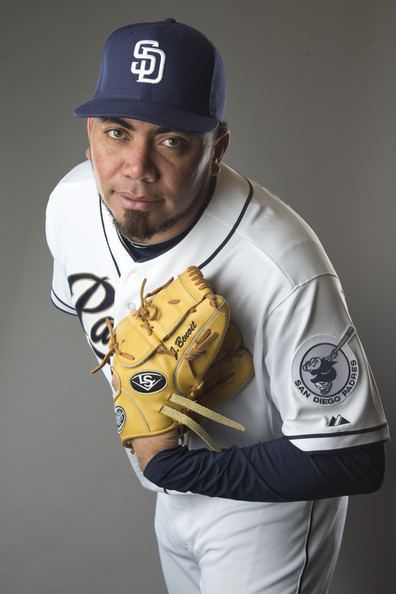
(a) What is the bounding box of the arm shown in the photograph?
[141,437,385,501]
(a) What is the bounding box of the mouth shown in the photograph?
[116,192,162,212]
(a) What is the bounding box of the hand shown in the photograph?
[132,429,179,471]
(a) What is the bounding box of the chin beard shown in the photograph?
[102,200,191,242]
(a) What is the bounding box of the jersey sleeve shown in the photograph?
[49,259,78,316]
[263,273,389,451]
[45,192,78,316]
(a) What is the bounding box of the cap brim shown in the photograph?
[74,98,219,133]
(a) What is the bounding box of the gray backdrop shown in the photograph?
[1,0,394,592]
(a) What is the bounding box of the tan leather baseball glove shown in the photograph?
[93,266,250,451]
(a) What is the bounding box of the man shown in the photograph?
[46,18,389,594]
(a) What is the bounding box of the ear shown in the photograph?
[86,118,94,160]
[86,117,94,138]
[211,130,230,176]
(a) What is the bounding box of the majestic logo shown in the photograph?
[329,415,350,426]
[131,372,167,394]
[292,326,359,406]
[131,40,166,83]
[114,406,126,433]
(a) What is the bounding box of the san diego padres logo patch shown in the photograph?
[292,326,359,406]
[131,372,167,394]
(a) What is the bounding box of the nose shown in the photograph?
[121,139,158,182]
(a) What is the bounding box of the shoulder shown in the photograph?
[46,160,97,218]
[212,165,336,289]
[45,161,100,255]
[53,159,95,188]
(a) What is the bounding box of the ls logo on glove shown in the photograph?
[131,372,168,394]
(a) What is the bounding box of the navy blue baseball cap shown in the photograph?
[74,18,227,133]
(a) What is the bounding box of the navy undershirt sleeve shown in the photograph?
[143,438,385,501]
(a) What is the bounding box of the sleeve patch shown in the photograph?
[292,325,359,406]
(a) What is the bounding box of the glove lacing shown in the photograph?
[91,319,135,373]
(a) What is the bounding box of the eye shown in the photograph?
[106,128,126,140]
[161,136,187,150]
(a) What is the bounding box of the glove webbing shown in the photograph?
[162,393,244,451]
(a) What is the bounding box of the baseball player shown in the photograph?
[46,19,389,594]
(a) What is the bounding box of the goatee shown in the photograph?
[102,199,192,242]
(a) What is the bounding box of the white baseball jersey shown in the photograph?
[46,160,389,594]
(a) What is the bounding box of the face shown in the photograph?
[86,117,229,243]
